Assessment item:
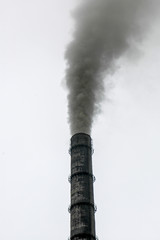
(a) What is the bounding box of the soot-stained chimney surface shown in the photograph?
[69,133,96,240]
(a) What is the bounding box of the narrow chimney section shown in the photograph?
[69,133,96,240]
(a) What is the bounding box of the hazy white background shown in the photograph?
[0,0,160,239]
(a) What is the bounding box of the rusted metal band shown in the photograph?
[68,202,97,213]
[69,144,94,155]
[68,172,96,183]
[70,233,98,240]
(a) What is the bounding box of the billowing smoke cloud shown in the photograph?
[65,0,159,135]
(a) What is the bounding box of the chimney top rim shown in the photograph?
[71,132,91,138]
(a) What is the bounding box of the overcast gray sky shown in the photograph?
[0,1,160,240]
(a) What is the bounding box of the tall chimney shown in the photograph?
[69,133,96,240]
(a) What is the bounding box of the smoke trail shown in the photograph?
[65,0,159,135]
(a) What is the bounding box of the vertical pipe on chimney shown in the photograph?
[69,133,96,240]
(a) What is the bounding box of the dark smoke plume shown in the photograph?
[65,0,159,135]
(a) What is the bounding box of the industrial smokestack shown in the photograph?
[69,133,96,240]
[66,1,160,239]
